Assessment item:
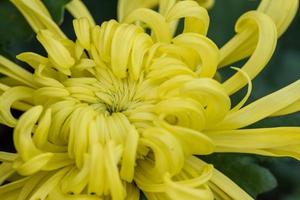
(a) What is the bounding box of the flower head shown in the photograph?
[0,0,299,199]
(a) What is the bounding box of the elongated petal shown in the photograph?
[66,0,96,26]
[208,127,300,159]
[73,18,92,50]
[37,30,75,75]
[11,0,66,38]
[219,0,298,67]
[111,24,143,78]
[187,157,253,200]
[0,56,37,88]
[13,106,43,160]
[212,80,300,130]
[222,11,277,95]
[258,0,299,38]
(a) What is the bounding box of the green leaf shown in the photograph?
[43,0,71,24]
[202,153,277,198]
[258,158,300,200]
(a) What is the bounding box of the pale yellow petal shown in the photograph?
[66,0,96,26]
[208,127,300,159]
[124,8,172,43]
[166,0,210,35]
[118,0,158,22]
[11,0,66,38]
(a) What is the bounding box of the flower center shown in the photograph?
[62,68,146,116]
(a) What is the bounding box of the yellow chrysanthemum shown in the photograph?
[0,0,299,199]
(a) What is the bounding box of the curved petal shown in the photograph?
[219,0,298,67]
[188,157,253,200]
[124,8,172,43]
[258,0,299,38]
[118,0,158,22]
[180,78,231,124]
[221,11,277,95]
[13,106,43,160]
[155,97,206,131]
[173,33,219,78]
[0,86,34,127]
[165,1,210,35]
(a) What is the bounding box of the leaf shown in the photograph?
[258,157,300,200]
[43,0,71,24]
[202,153,277,198]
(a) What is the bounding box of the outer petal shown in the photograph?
[188,157,253,200]
[11,0,66,38]
[207,127,300,159]
[221,11,277,95]
[219,0,298,67]
[118,0,158,22]
[211,80,300,130]
[66,0,96,26]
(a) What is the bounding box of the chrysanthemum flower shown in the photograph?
[0,0,299,199]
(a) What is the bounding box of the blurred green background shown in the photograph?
[0,0,299,199]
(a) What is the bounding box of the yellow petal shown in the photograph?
[29,167,71,200]
[219,0,298,68]
[73,18,92,50]
[208,127,300,159]
[111,24,143,78]
[180,78,231,124]
[124,8,172,43]
[0,86,34,127]
[258,0,299,38]
[117,0,158,22]
[11,0,66,38]
[166,0,210,35]
[66,0,96,26]
[210,166,253,200]
[13,106,43,160]
[37,30,75,75]
[195,0,215,9]
[155,97,206,131]
[120,125,139,182]
[14,153,53,176]
[228,67,252,112]
[221,11,277,95]
[0,56,37,88]
[212,80,300,130]
[157,120,215,155]
[173,33,219,78]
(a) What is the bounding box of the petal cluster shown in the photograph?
[0,0,299,200]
